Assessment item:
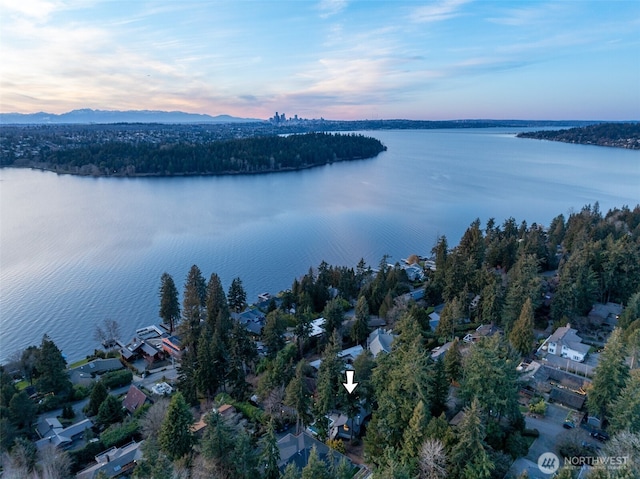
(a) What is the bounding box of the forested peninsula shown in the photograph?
[0,132,386,177]
[517,122,640,149]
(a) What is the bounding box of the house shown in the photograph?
[35,418,93,450]
[232,309,265,337]
[310,317,326,338]
[122,385,151,414]
[310,345,363,371]
[367,328,396,358]
[428,312,440,331]
[69,358,125,385]
[463,323,500,343]
[277,432,351,473]
[120,337,164,364]
[327,406,368,440]
[549,388,586,410]
[76,441,144,479]
[161,335,183,360]
[431,341,454,361]
[545,324,590,362]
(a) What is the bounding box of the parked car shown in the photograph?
[590,430,610,442]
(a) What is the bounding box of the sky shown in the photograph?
[1,0,639,120]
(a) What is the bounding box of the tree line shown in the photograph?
[517,122,640,149]
[4,132,386,176]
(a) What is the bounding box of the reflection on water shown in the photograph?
[1,128,638,362]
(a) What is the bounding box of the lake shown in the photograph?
[1,128,638,363]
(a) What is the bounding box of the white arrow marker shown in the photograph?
[342,370,359,394]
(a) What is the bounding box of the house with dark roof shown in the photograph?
[232,309,265,337]
[35,418,93,450]
[120,337,164,364]
[122,385,151,414]
[277,432,351,473]
[549,388,587,410]
[76,441,144,479]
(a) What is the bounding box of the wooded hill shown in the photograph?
[517,122,640,149]
[3,132,386,176]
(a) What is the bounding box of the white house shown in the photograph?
[545,324,590,362]
[367,328,396,358]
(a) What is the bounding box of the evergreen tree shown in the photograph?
[96,394,124,427]
[588,328,630,422]
[261,420,280,479]
[285,360,312,434]
[428,356,449,417]
[159,272,180,333]
[450,399,493,479]
[315,331,344,429]
[435,296,462,340]
[232,431,259,479]
[227,277,247,314]
[443,337,462,383]
[158,392,194,460]
[263,310,286,359]
[201,411,235,474]
[459,335,520,422]
[351,295,370,345]
[8,391,36,431]
[322,297,344,340]
[87,380,108,416]
[503,254,541,332]
[300,446,329,479]
[205,272,229,328]
[609,369,640,434]
[402,400,429,461]
[35,335,71,395]
[181,265,206,351]
[509,297,535,357]
[281,463,299,479]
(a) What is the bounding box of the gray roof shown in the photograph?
[367,328,395,358]
[76,441,144,479]
[277,432,349,472]
[35,418,93,450]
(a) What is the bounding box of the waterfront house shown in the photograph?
[161,335,183,360]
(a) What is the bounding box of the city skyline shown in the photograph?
[1,0,639,120]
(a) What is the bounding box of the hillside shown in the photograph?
[517,122,640,149]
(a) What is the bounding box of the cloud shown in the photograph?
[317,0,348,18]
[411,0,472,23]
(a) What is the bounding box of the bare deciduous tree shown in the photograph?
[141,397,170,438]
[419,438,447,479]
[93,318,121,349]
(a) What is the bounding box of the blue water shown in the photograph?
[1,128,638,363]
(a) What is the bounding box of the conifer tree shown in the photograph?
[35,335,71,395]
[227,277,247,314]
[608,369,640,434]
[158,392,194,460]
[351,295,370,345]
[205,272,229,328]
[450,399,494,479]
[402,400,429,460]
[285,360,312,434]
[443,337,462,383]
[159,272,180,333]
[428,356,449,417]
[96,395,124,427]
[322,297,344,340]
[261,420,280,479]
[509,297,535,357]
[588,328,630,422]
[87,380,108,416]
[301,446,329,479]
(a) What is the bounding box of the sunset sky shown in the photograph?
[1,0,639,120]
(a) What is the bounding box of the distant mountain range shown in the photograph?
[0,109,263,124]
